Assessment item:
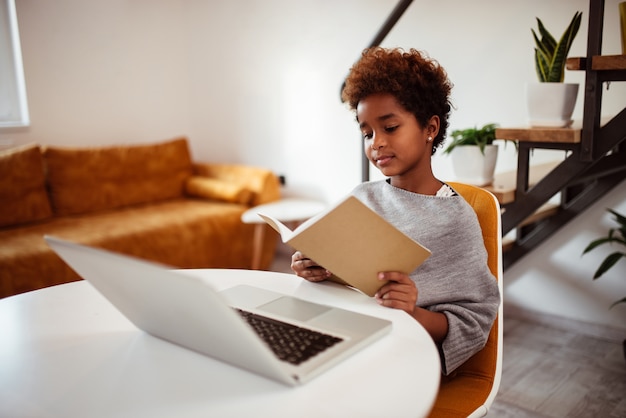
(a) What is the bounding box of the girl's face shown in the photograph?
[357,93,438,190]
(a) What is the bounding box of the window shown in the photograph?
[0,0,29,128]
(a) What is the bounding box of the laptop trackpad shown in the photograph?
[258,297,331,322]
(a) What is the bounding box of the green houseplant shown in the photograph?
[443,123,497,155]
[443,123,499,186]
[527,11,583,128]
[582,208,626,362]
[582,208,626,309]
[532,11,583,82]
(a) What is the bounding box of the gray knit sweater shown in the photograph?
[351,180,500,375]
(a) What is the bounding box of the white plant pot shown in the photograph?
[450,144,498,187]
[526,82,579,128]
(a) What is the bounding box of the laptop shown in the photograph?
[44,236,391,386]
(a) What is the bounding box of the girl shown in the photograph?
[291,47,500,375]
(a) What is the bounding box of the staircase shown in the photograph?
[354,0,625,271]
[489,0,626,270]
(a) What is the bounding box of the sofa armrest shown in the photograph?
[192,163,281,206]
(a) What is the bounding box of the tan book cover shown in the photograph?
[259,196,431,297]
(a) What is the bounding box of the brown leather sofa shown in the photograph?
[0,137,281,298]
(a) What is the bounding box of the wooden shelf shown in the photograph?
[566,54,626,71]
[495,126,581,144]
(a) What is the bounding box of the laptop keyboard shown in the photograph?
[236,309,343,365]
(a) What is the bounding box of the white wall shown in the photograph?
[2,0,625,329]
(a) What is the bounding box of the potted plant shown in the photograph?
[527,11,583,128]
[443,123,499,187]
[582,208,626,360]
[582,208,626,309]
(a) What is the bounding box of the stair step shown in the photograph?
[495,126,581,144]
[515,202,560,227]
[502,236,515,252]
[567,54,626,71]
[484,161,560,205]
[500,202,560,252]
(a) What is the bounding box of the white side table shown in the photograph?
[242,198,326,269]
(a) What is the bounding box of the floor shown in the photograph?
[490,310,626,417]
[270,250,626,418]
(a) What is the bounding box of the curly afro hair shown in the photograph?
[341,47,453,154]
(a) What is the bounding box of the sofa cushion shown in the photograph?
[0,144,53,228]
[185,176,253,205]
[44,137,193,216]
[192,163,281,206]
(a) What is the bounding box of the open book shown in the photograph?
[258,196,431,297]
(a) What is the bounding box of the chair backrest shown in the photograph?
[428,182,504,418]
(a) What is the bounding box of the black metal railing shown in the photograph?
[337,0,414,182]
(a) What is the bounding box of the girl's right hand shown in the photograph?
[291,251,332,282]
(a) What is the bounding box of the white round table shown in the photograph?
[0,269,441,418]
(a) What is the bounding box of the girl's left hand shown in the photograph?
[374,272,417,315]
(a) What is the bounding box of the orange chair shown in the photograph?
[427,182,504,418]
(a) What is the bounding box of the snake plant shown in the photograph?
[532,11,582,82]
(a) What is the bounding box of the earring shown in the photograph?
[427,136,433,142]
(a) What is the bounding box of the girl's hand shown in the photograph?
[374,271,418,315]
[291,251,332,282]
[375,271,449,344]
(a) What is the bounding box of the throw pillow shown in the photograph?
[185,176,253,205]
[44,137,193,216]
[0,144,53,228]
